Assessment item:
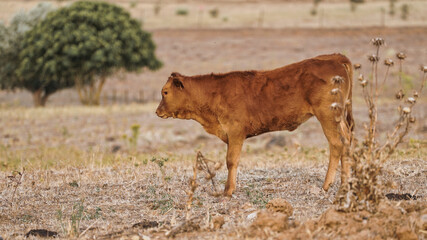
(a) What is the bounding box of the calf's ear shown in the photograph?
[173,78,184,89]
[171,72,182,77]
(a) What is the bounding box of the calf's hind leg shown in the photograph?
[315,110,349,191]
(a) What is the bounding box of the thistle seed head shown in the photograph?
[413,91,419,98]
[406,97,416,104]
[360,80,368,87]
[330,102,342,111]
[332,75,344,84]
[368,54,379,62]
[395,89,405,99]
[358,74,364,82]
[371,37,385,47]
[402,107,411,114]
[409,116,416,123]
[331,88,340,95]
[421,65,427,73]
[396,52,406,60]
[384,58,394,66]
[354,63,361,70]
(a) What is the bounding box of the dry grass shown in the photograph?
[0,101,425,239]
[0,12,426,238]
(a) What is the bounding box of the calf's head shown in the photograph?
[156,72,189,119]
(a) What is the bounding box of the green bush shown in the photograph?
[209,8,219,18]
[176,8,189,16]
[17,1,162,106]
[0,3,53,106]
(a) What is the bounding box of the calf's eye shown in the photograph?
[163,91,168,95]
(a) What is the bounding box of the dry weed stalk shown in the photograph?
[6,169,24,207]
[185,161,198,221]
[334,37,426,213]
[185,152,222,219]
[168,152,222,237]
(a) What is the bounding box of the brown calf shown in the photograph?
[156,53,353,196]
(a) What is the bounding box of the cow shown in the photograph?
[156,53,353,197]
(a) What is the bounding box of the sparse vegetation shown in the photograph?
[310,0,322,16]
[209,8,219,18]
[154,1,162,15]
[389,0,397,16]
[401,4,409,20]
[176,8,189,16]
[349,0,364,12]
[0,15,425,240]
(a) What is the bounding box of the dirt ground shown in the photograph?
[0,25,426,240]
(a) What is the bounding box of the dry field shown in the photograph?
[1,0,427,29]
[0,104,426,239]
[1,3,427,238]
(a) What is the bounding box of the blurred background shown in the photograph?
[0,0,426,158]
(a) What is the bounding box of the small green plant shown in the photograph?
[68,180,79,188]
[57,202,84,237]
[150,156,169,168]
[350,0,364,12]
[389,0,397,16]
[244,184,269,208]
[129,1,137,8]
[310,0,321,16]
[18,214,34,223]
[70,202,84,235]
[154,1,161,15]
[151,193,174,214]
[209,8,219,18]
[129,124,140,149]
[400,72,414,91]
[401,4,409,20]
[62,126,70,138]
[57,202,103,237]
[176,8,189,16]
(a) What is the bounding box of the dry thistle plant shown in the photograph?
[333,37,426,213]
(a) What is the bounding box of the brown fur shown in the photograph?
[156,54,353,196]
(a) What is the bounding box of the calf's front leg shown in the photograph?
[224,135,244,197]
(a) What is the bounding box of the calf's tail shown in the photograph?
[342,62,354,132]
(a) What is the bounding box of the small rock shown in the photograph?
[132,220,159,229]
[111,145,121,153]
[251,210,289,232]
[242,202,253,210]
[247,212,258,221]
[396,226,417,240]
[266,198,293,216]
[319,209,344,227]
[309,185,321,195]
[212,216,225,230]
[25,229,58,238]
[265,135,287,149]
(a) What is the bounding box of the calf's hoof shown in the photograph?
[223,187,234,197]
[322,183,331,192]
